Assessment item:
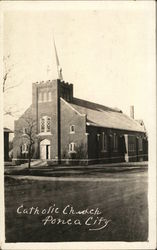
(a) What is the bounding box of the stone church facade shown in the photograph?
[13,79,148,165]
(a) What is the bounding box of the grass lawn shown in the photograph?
[5,170,148,242]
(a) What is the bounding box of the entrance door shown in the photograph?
[40,139,51,160]
[40,145,46,159]
[46,145,50,160]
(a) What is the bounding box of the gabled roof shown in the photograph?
[68,98,145,133]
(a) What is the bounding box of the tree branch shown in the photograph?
[4,82,22,92]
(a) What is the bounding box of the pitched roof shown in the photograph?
[69,98,145,133]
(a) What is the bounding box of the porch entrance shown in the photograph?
[40,139,51,160]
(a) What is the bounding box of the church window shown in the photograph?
[38,92,42,102]
[23,127,27,134]
[69,142,76,152]
[113,134,118,151]
[128,143,135,152]
[47,117,51,132]
[40,116,51,133]
[48,92,52,101]
[22,143,28,153]
[102,132,108,151]
[138,138,143,151]
[70,125,75,134]
[43,92,47,102]
[66,92,70,102]
[40,118,45,133]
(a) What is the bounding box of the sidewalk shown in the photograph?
[4,161,148,177]
[5,160,148,169]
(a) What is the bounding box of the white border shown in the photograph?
[0,1,156,250]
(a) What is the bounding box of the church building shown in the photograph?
[12,78,148,165]
[12,42,148,166]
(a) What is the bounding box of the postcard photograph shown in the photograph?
[1,1,156,250]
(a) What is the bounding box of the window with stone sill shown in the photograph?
[38,92,43,102]
[38,91,52,103]
[70,125,75,134]
[23,127,27,134]
[40,118,45,133]
[22,143,28,153]
[40,116,51,133]
[69,142,76,153]
[138,138,143,151]
[113,134,118,152]
[43,92,47,102]
[48,92,52,101]
[102,132,108,152]
[47,117,51,132]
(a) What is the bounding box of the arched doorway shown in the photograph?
[40,139,51,160]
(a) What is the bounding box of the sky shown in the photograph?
[2,1,156,136]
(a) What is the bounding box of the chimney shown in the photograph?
[130,105,134,119]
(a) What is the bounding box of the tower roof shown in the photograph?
[53,37,63,81]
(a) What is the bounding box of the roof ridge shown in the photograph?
[72,97,121,113]
[70,98,145,132]
[60,97,86,116]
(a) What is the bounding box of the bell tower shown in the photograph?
[31,38,74,162]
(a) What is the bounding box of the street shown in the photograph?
[5,168,148,242]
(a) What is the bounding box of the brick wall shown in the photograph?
[87,126,147,163]
[60,98,87,161]
[59,81,73,102]
[33,80,59,159]
[13,108,40,166]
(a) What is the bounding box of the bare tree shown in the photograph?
[3,54,21,93]
[3,54,22,117]
[22,116,37,169]
[3,54,12,93]
[15,113,37,169]
[4,105,24,118]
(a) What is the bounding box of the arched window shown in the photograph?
[113,134,118,152]
[40,118,45,133]
[70,125,75,134]
[69,142,76,153]
[47,117,51,132]
[138,138,143,151]
[23,127,27,134]
[43,92,47,102]
[22,143,28,153]
[102,132,108,152]
[48,92,52,101]
[38,92,42,102]
[40,116,51,133]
